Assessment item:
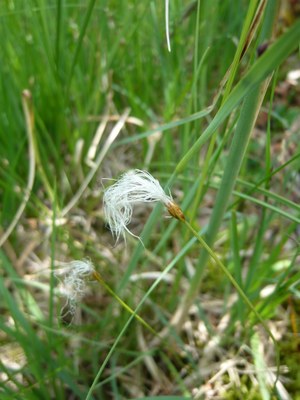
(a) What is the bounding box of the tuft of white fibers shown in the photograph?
[103,169,184,242]
[55,259,95,318]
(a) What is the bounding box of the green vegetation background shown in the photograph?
[0,1,299,399]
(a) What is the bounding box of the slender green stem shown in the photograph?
[93,271,158,337]
[183,219,280,385]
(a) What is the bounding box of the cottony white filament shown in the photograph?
[56,259,95,317]
[103,169,173,242]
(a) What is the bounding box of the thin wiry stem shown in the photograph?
[93,271,158,337]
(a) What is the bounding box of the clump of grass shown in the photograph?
[1,1,300,399]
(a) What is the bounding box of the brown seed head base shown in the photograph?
[167,201,185,222]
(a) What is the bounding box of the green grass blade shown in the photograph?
[176,19,300,172]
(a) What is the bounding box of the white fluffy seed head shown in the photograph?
[56,259,95,318]
[103,169,174,242]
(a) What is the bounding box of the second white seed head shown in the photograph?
[56,259,95,317]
